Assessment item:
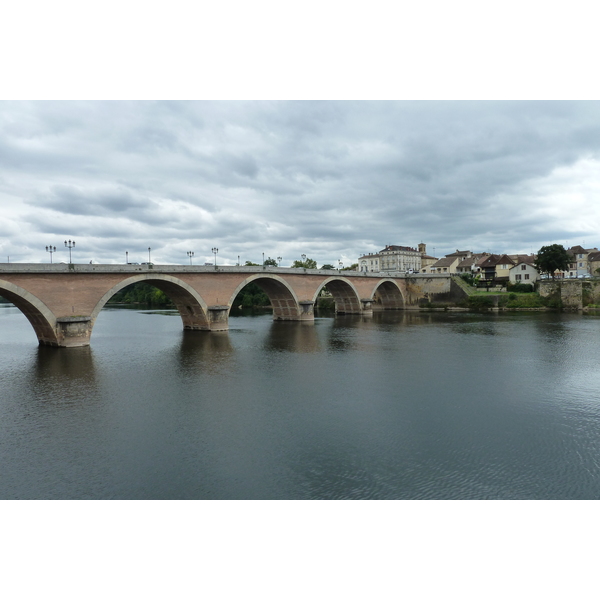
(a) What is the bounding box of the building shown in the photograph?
[428,250,472,274]
[567,245,598,277]
[358,244,424,273]
[588,251,600,277]
[455,253,490,275]
[479,254,516,283]
[509,261,539,284]
[418,243,438,273]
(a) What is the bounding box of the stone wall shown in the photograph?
[410,276,467,306]
[538,279,583,310]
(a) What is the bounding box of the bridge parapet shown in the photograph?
[0,263,452,278]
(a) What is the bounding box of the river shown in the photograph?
[1,304,600,499]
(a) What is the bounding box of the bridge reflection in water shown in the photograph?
[0,264,457,347]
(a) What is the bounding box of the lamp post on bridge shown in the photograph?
[212,247,218,267]
[64,240,75,264]
[148,247,152,263]
[126,251,128,264]
[237,255,240,267]
[187,251,194,265]
[277,256,282,267]
[46,245,57,263]
[338,261,343,272]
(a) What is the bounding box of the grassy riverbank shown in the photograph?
[450,276,551,310]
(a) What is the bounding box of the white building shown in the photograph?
[358,244,423,273]
[509,262,539,284]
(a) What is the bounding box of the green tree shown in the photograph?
[320,264,335,270]
[245,260,260,266]
[534,244,571,279]
[233,282,271,307]
[291,257,317,269]
[264,257,278,266]
[342,263,358,271]
[108,282,173,306]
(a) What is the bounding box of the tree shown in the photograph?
[342,263,359,271]
[245,260,259,266]
[320,264,335,270]
[291,257,317,269]
[108,282,173,306]
[233,282,270,308]
[534,244,571,279]
[264,257,278,266]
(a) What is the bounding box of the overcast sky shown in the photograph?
[1,100,599,266]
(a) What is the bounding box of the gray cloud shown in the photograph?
[2,100,600,265]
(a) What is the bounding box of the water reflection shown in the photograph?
[27,345,99,410]
[266,321,322,353]
[34,345,96,380]
[176,330,234,376]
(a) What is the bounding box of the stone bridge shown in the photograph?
[0,264,457,347]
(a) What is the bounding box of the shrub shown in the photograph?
[508,282,534,293]
[459,273,476,286]
[505,294,545,308]
[468,295,495,308]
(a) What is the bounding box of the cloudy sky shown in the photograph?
[1,100,599,266]
[2,3,599,267]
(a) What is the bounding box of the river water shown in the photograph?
[1,304,600,499]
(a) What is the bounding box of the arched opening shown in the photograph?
[229,275,301,320]
[92,275,210,331]
[0,280,59,346]
[314,278,362,314]
[372,280,405,310]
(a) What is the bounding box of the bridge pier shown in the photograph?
[207,305,230,331]
[360,299,373,315]
[55,316,94,348]
[335,299,374,315]
[298,301,315,320]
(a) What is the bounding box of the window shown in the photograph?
[515,274,522,281]
[521,265,527,270]
[525,274,530,280]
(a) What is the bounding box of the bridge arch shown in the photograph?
[313,277,362,314]
[0,279,60,345]
[372,279,405,310]
[91,274,211,330]
[228,274,301,320]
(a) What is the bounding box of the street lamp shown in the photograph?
[46,245,57,263]
[301,254,306,267]
[262,252,265,265]
[212,247,218,267]
[338,261,343,271]
[148,247,152,263]
[187,251,194,265]
[277,256,282,267]
[126,251,128,264]
[64,239,75,264]
[237,255,240,267]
